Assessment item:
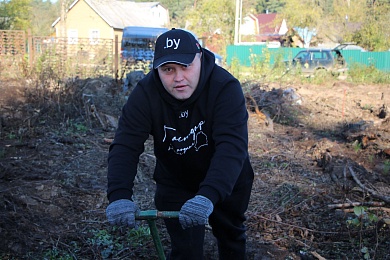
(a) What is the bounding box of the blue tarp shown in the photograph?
[294,27,317,48]
[122,27,168,38]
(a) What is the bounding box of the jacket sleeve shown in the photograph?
[197,69,250,204]
[107,83,152,203]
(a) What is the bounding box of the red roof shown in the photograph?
[254,13,278,34]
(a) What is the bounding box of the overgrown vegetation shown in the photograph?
[229,54,390,86]
[1,0,389,58]
[348,63,390,84]
[1,33,389,259]
[346,206,387,260]
[0,10,390,260]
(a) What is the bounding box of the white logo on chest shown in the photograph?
[162,121,208,155]
[179,110,188,118]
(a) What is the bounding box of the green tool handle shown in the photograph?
[135,210,179,260]
[135,210,179,220]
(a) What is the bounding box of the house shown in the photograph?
[51,0,169,50]
[240,13,287,45]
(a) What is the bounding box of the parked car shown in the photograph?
[334,42,367,52]
[285,48,348,77]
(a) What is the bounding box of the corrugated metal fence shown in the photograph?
[226,45,390,72]
[341,50,390,72]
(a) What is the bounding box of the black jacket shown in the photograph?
[107,49,253,205]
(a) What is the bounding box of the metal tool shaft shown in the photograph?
[136,210,179,220]
[135,210,179,260]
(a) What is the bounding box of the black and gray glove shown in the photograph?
[106,199,139,228]
[179,195,214,229]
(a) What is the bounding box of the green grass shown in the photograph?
[348,63,390,84]
[226,58,390,85]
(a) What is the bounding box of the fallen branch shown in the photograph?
[336,207,390,213]
[252,215,342,235]
[348,164,390,204]
[328,201,385,209]
[311,251,327,260]
[104,138,114,144]
[75,133,106,149]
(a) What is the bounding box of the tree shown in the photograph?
[282,0,323,29]
[309,0,367,44]
[279,0,390,50]
[350,0,390,51]
[0,0,32,30]
[281,0,323,46]
[0,0,11,29]
[30,0,59,36]
[256,0,285,14]
[183,0,236,55]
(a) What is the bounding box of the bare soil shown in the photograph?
[0,76,389,259]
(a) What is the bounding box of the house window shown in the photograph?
[90,30,100,45]
[68,29,78,44]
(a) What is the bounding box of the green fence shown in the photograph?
[226,45,390,72]
[340,50,390,72]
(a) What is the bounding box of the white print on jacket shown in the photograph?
[163,120,208,155]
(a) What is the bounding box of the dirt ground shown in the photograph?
[0,76,389,260]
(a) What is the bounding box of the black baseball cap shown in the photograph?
[153,28,201,69]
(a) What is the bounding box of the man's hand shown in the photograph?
[179,195,214,229]
[106,199,139,228]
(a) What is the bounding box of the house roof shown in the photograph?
[52,0,165,29]
[254,13,278,35]
[240,13,287,43]
[137,2,162,9]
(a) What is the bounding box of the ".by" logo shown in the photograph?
[164,38,181,50]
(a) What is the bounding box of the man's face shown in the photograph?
[157,53,202,100]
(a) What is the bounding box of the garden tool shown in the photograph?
[135,210,179,260]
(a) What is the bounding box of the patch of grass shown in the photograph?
[361,104,373,111]
[352,140,362,153]
[86,226,153,259]
[7,132,17,140]
[127,226,151,247]
[87,228,124,259]
[0,148,5,158]
[73,122,88,133]
[348,63,390,84]
[384,160,390,174]
[229,57,242,80]
[61,121,89,135]
[41,244,77,260]
[42,250,73,260]
[226,56,390,86]
[346,206,380,260]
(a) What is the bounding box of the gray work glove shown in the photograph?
[179,195,214,229]
[106,199,139,228]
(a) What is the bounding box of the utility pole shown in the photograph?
[234,0,242,45]
[60,0,66,38]
[239,0,242,43]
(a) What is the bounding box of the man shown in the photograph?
[106,28,254,259]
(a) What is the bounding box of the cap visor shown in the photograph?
[154,53,196,69]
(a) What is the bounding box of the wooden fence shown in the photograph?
[0,30,27,78]
[0,30,118,79]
